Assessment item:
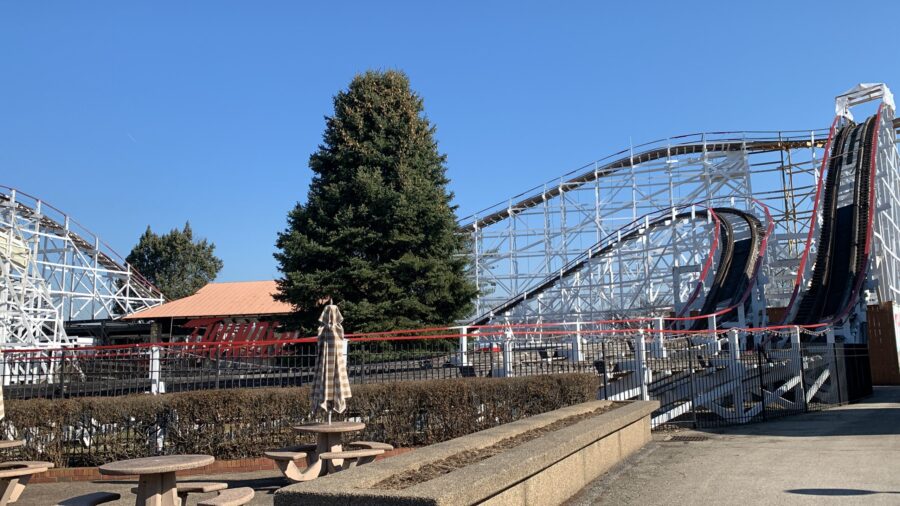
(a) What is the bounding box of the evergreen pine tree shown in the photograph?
[275,70,477,334]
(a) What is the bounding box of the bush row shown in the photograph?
[3,374,597,467]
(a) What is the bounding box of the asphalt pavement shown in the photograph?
[567,386,900,505]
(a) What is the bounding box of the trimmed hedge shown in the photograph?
[3,374,596,467]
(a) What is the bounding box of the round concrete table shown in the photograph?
[291,422,365,480]
[100,454,214,506]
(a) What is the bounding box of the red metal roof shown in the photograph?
[122,280,293,319]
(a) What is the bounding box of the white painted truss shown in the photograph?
[463,130,824,325]
[463,85,900,347]
[455,85,900,427]
[0,186,164,348]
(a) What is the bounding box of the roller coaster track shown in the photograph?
[460,116,897,235]
[787,108,885,326]
[1,189,152,279]
[689,209,764,329]
[467,204,768,327]
[460,136,826,231]
[464,114,899,332]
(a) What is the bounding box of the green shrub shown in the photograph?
[3,374,596,467]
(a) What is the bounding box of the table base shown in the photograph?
[135,471,179,506]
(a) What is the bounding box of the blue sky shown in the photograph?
[1,1,897,281]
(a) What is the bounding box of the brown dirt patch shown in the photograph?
[372,403,618,490]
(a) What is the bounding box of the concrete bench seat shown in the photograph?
[348,441,394,451]
[265,444,318,482]
[54,491,121,506]
[131,481,228,502]
[176,481,228,495]
[197,486,255,506]
[264,443,316,461]
[318,448,384,460]
[319,448,384,471]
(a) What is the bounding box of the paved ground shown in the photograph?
[567,386,900,505]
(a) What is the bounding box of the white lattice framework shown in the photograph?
[0,186,164,348]
[463,131,825,325]
[868,105,900,304]
[463,85,900,345]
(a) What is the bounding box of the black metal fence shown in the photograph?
[0,336,609,399]
[0,329,873,430]
[596,338,872,428]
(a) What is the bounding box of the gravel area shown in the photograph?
[373,404,616,490]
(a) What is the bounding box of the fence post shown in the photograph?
[651,317,667,358]
[599,340,607,400]
[689,351,699,428]
[826,327,839,404]
[707,314,717,341]
[47,349,56,386]
[635,329,649,400]
[0,354,4,419]
[343,335,350,362]
[791,326,807,412]
[728,328,745,422]
[568,320,584,363]
[458,326,468,366]
[757,345,768,422]
[214,344,222,390]
[499,326,514,378]
[149,323,163,395]
[149,346,162,395]
[0,352,7,387]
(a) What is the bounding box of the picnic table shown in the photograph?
[266,422,391,482]
[99,454,214,506]
[294,421,365,476]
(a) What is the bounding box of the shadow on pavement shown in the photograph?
[94,474,286,497]
[787,488,900,496]
[217,475,284,496]
[697,408,900,437]
[694,387,900,437]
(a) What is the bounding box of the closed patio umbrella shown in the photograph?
[311,304,351,423]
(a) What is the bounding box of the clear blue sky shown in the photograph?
[1,1,897,281]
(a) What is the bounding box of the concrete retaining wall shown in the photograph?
[275,399,659,506]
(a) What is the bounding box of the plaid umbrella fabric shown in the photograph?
[311,304,352,417]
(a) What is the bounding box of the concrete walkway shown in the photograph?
[567,386,900,505]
